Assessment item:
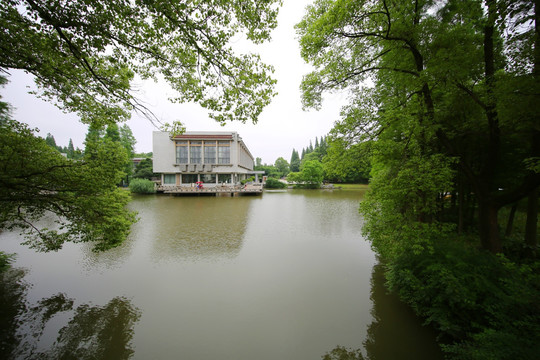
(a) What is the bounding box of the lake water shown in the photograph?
[0,189,443,359]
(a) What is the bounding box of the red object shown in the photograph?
[195,181,203,189]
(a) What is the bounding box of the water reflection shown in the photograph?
[144,195,254,261]
[323,264,443,360]
[0,267,141,359]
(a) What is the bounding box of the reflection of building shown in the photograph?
[153,131,264,191]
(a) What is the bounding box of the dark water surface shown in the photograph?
[0,189,443,359]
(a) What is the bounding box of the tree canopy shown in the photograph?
[0,0,282,125]
[0,0,283,252]
[298,0,540,357]
[297,0,540,253]
[0,117,135,252]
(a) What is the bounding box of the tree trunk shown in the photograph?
[525,187,538,256]
[478,200,502,253]
[505,203,518,237]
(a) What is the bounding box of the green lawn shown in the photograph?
[333,183,370,190]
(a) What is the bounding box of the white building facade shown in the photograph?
[153,131,260,187]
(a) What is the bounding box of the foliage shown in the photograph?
[290,149,301,172]
[240,176,255,185]
[133,158,156,180]
[0,252,14,273]
[264,178,286,189]
[0,0,281,125]
[287,160,324,189]
[129,178,155,194]
[322,345,365,360]
[0,119,136,252]
[301,160,324,188]
[298,0,540,357]
[387,239,540,360]
[323,137,371,183]
[254,163,281,178]
[273,157,290,177]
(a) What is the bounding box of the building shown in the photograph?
[153,131,263,190]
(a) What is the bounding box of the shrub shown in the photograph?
[264,178,286,189]
[386,239,540,359]
[129,178,155,194]
[241,176,255,185]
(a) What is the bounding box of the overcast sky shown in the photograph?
[1,0,346,165]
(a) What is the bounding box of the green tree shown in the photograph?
[45,133,57,149]
[297,0,540,357]
[0,117,135,252]
[323,137,371,184]
[67,138,75,159]
[274,157,290,177]
[300,160,324,188]
[133,158,155,180]
[297,0,540,254]
[119,124,136,185]
[290,149,301,172]
[0,0,281,125]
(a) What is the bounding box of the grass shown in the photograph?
[333,183,370,190]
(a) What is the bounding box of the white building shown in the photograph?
[153,131,262,188]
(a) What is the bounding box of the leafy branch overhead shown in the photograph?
[0,0,282,125]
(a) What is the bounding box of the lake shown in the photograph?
[0,189,443,359]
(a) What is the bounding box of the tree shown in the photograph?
[119,124,136,184]
[133,158,155,180]
[323,137,371,183]
[0,0,281,126]
[299,160,324,188]
[290,149,301,172]
[45,133,57,149]
[0,117,135,252]
[67,138,75,159]
[274,157,290,177]
[297,0,540,254]
[297,0,540,357]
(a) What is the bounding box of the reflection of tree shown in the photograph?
[0,268,140,359]
[323,264,443,360]
[322,345,365,360]
[0,268,28,358]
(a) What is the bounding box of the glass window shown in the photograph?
[163,174,176,185]
[176,145,188,164]
[218,174,231,184]
[190,141,202,164]
[182,174,198,184]
[204,141,216,164]
[218,141,230,164]
[201,174,216,183]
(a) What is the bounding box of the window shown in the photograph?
[218,141,230,164]
[190,141,202,164]
[182,174,198,184]
[201,174,216,183]
[163,174,176,185]
[176,141,188,163]
[218,174,232,184]
[204,141,216,164]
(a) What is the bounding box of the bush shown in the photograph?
[264,178,287,189]
[129,178,155,194]
[386,239,540,359]
[241,176,255,185]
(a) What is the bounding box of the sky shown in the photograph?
[1,0,347,165]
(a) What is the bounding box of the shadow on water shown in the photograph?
[0,267,141,360]
[323,264,444,360]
